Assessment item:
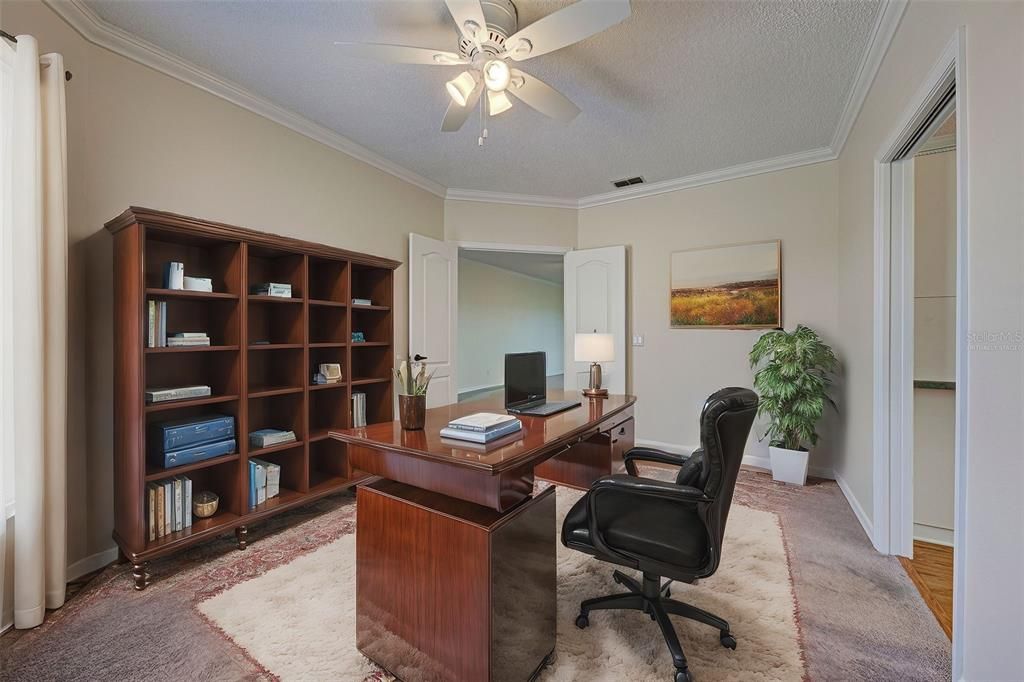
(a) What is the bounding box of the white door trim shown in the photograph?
[871,27,968,680]
[454,241,571,255]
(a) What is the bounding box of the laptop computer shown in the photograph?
[504,352,581,416]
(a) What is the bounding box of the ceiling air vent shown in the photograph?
[612,176,645,188]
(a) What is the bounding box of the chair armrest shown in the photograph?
[585,475,712,564]
[623,446,687,476]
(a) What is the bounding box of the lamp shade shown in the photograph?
[575,332,614,362]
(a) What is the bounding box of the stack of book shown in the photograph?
[146,474,193,540]
[167,332,211,347]
[148,414,236,469]
[248,458,282,509]
[440,413,523,443]
[352,297,373,306]
[145,385,212,404]
[351,392,367,427]
[251,282,292,298]
[147,300,168,347]
[249,428,297,450]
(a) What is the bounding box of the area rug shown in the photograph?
[199,486,804,681]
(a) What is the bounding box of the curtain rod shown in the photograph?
[1,30,17,44]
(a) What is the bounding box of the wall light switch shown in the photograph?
[632,334,644,347]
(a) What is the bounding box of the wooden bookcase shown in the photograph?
[107,207,399,588]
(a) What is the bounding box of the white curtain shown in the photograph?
[0,34,69,630]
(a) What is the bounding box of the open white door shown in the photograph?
[408,234,458,407]
[564,246,627,394]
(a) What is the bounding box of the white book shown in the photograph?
[163,480,173,535]
[145,385,212,403]
[146,483,157,542]
[448,413,520,432]
[253,461,267,505]
[148,301,156,348]
[167,337,211,347]
[172,477,183,532]
[251,458,281,499]
[183,276,213,292]
[173,332,209,338]
[184,476,193,528]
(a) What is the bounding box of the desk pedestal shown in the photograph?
[357,480,556,682]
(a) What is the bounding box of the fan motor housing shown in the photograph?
[459,0,519,58]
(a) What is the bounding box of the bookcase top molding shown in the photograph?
[106,206,401,271]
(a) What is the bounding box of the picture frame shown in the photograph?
[669,240,781,329]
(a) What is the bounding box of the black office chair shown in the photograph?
[561,387,758,682]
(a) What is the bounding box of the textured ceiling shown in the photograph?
[460,249,564,283]
[85,0,881,199]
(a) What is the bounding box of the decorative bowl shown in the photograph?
[193,491,219,519]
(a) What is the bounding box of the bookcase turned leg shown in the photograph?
[132,561,150,591]
[235,525,248,550]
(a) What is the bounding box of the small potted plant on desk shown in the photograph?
[395,357,434,430]
[749,324,838,485]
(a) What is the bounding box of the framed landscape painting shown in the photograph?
[670,240,781,328]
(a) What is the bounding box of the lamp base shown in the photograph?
[582,387,609,399]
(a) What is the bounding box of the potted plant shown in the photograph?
[749,325,838,485]
[395,357,434,430]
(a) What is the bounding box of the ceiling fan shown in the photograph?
[335,0,631,142]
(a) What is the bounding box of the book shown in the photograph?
[173,332,209,338]
[155,483,165,538]
[146,482,157,541]
[150,414,235,453]
[178,475,193,529]
[147,300,156,347]
[440,431,525,451]
[163,480,173,536]
[439,420,522,443]
[251,282,292,298]
[145,385,212,404]
[158,301,167,347]
[352,392,367,427]
[182,276,213,292]
[150,437,236,469]
[352,297,373,306]
[172,477,183,532]
[250,458,281,499]
[447,413,520,433]
[164,261,184,290]
[166,336,211,347]
[249,460,268,508]
[249,429,297,449]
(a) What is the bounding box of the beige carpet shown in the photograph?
[200,486,803,681]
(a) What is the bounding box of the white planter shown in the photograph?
[769,445,809,486]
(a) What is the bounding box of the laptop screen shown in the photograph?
[505,352,547,409]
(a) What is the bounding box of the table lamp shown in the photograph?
[575,331,614,398]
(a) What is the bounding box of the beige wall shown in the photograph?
[835,2,1023,676]
[912,148,956,544]
[578,162,841,470]
[6,1,444,584]
[444,199,577,248]
[457,258,563,393]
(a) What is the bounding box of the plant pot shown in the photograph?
[398,394,426,430]
[769,445,809,486]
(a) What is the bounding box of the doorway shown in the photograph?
[456,248,566,402]
[872,29,967,675]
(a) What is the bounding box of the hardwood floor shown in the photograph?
[899,540,953,639]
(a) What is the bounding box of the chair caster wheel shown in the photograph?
[674,668,693,682]
[575,613,590,629]
[720,632,737,650]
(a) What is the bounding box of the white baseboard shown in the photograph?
[913,523,954,547]
[67,546,120,582]
[835,471,875,547]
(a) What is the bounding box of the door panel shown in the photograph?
[563,246,626,395]
[409,234,457,407]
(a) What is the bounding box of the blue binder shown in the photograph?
[151,437,236,469]
[150,414,235,453]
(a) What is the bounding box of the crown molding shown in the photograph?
[577,146,836,209]
[444,188,577,209]
[830,0,908,157]
[42,0,447,198]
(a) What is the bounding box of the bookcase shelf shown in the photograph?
[108,207,398,585]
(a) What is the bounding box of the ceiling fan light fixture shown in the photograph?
[483,59,511,91]
[487,89,513,115]
[446,70,479,106]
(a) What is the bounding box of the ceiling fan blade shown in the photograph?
[333,42,467,66]
[504,0,631,62]
[441,84,483,132]
[507,70,580,122]
[445,0,487,47]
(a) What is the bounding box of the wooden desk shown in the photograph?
[332,391,635,682]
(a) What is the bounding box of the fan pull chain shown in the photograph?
[478,92,488,147]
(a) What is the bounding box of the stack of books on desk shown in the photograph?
[440,413,522,443]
